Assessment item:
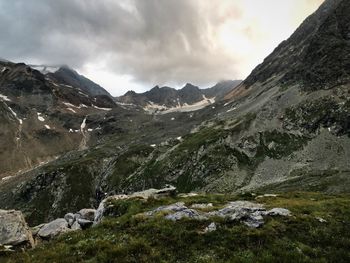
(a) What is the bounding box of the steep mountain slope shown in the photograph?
[1,0,350,227]
[227,0,349,97]
[0,61,120,178]
[116,81,241,114]
[48,66,113,97]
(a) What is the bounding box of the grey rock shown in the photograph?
[64,213,75,227]
[316,217,327,223]
[204,222,217,233]
[38,218,70,239]
[78,209,96,221]
[165,209,207,221]
[71,221,82,231]
[31,224,45,237]
[77,218,93,229]
[146,202,187,216]
[244,212,264,228]
[0,209,34,248]
[266,208,291,217]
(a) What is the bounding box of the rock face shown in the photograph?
[0,210,34,248]
[37,218,70,239]
[240,0,350,91]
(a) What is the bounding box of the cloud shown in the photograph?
[0,0,324,95]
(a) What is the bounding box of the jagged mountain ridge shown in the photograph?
[232,0,350,94]
[116,80,241,113]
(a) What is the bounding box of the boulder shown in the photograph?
[146,202,187,216]
[38,218,70,239]
[78,209,96,221]
[204,222,217,233]
[64,213,75,227]
[165,209,207,221]
[0,209,34,248]
[71,221,82,231]
[31,224,45,237]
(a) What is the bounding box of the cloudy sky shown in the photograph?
[0,0,323,96]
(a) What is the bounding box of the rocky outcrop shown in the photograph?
[0,210,34,248]
[143,200,291,229]
[37,218,71,239]
[94,185,176,223]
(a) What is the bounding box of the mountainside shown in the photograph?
[231,0,350,94]
[48,66,113,97]
[0,0,350,233]
[116,81,241,114]
[0,61,122,177]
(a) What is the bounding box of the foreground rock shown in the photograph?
[37,219,71,239]
[0,210,35,249]
[95,185,176,223]
[144,200,291,228]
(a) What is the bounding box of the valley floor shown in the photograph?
[2,192,350,263]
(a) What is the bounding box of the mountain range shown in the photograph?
[0,0,349,229]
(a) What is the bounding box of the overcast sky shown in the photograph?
[0,0,324,96]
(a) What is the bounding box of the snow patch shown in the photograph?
[44,125,51,129]
[92,105,112,111]
[69,129,74,133]
[67,108,76,113]
[37,113,45,122]
[144,95,215,114]
[150,144,156,148]
[226,107,236,113]
[88,128,93,132]
[8,107,23,124]
[80,117,87,131]
[0,94,11,101]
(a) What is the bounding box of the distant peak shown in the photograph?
[182,83,199,90]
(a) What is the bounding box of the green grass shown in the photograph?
[3,192,350,263]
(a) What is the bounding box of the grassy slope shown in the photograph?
[2,192,350,263]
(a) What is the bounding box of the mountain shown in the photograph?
[227,0,350,97]
[0,60,122,177]
[116,81,241,114]
[1,0,350,228]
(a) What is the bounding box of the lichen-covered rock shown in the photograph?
[38,218,70,239]
[204,222,217,233]
[77,209,96,221]
[165,209,207,221]
[64,213,75,227]
[71,221,82,231]
[0,209,34,248]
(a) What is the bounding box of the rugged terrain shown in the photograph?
[2,191,350,262]
[0,0,350,257]
[116,80,241,114]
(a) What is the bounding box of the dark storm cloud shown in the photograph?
[0,0,324,91]
[0,0,243,86]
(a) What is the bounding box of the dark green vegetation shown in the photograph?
[2,192,350,263]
